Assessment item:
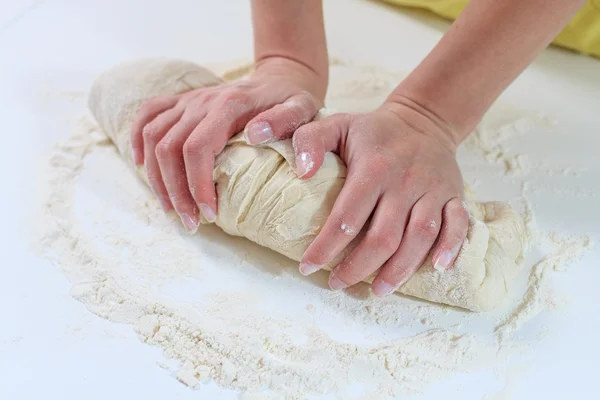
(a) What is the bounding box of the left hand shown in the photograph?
[128,57,324,233]
[293,98,470,297]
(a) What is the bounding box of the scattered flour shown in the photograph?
[495,232,592,343]
[33,60,593,399]
[463,104,555,175]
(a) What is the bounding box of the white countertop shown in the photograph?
[2,1,599,399]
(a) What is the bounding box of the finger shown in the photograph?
[431,197,469,271]
[184,95,256,223]
[142,107,183,212]
[244,91,320,144]
[292,114,352,179]
[327,193,408,289]
[155,109,206,233]
[299,166,380,283]
[371,194,443,297]
[327,156,422,287]
[131,96,179,165]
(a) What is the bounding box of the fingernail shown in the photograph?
[245,121,274,144]
[372,280,396,297]
[433,250,456,272]
[180,213,199,234]
[199,204,217,223]
[299,261,322,276]
[296,152,314,177]
[328,275,347,291]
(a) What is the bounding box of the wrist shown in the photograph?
[254,55,328,102]
[389,67,493,144]
[383,93,462,150]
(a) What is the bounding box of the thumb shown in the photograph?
[292,113,350,179]
[244,91,320,145]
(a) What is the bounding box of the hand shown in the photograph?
[293,98,470,297]
[130,58,325,233]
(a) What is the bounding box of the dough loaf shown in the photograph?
[88,58,528,312]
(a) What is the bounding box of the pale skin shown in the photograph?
[131,0,586,297]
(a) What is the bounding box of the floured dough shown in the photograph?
[88,58,527,311]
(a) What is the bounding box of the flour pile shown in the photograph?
[33,61,591,399]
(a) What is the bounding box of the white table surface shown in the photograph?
[1,1,599,399]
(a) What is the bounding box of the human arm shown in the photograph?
[391,0,587,140]
[252,0,328,100]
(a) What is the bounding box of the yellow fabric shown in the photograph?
[381,0,600,59]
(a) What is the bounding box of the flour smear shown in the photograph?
[32,61,591,399]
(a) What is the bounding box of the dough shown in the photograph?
[88,58,527,312]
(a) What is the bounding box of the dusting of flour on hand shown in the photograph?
[33,60,592,399]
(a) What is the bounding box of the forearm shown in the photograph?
[251,0,329,99]
[389,0,586,144]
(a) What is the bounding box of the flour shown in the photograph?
[528,182,597,199]
[504,153,532,176]
[463,104,554,175]
[34,114,499,399]
[494,232,592,343]
[33,60,592,399]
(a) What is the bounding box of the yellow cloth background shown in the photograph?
[381,0,600,59]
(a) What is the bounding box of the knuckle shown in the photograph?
[299,91,318,109]
[287,93,317,115]
[454,212,470,230]
[196,91,215,103]
[445,198,470,221]
[221,90,249,107]
[142,122,161,142]
[183,137,209,159]
[286,106,308,125]
[412,218,440,239]
[456,202,470,220]
[179,109,200,125]
[189,94,210,109]
[154,142,169,160]
[187,87,207,98]
[155,138,180,160]
[368,231,400,255]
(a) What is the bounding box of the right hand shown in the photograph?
[130,58,326,233]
